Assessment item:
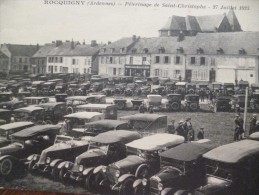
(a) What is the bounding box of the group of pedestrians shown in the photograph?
[138,102,154,114]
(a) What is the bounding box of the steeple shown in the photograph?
[227,9,242,32]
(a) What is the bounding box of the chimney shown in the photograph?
[66,40,70,42]
[132,35,137,41]
[36,43,39,50]
[83,39,85,45]
[71,39,75,49]
[56,40,62,47]
[108,41,111,45]
[91,40,97,47]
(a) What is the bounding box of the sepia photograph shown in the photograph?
[0,0,259,194]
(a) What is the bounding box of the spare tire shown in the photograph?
[190,103,198,111]
[67,107,74,114]
[116,101,125,110]
[171,102,180,111]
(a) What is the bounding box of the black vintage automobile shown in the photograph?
[223,83,235,96]
[0,92,13,103]
[96,134,185,195]
[209,95,231,113]
[66,83,81,96]
[182,94,200,112]
[36,102,67,124]
[54,83,68,94]
[22,97,49,106]
[58,130,141,190]
[0,121,34,148]
[230,94,248,112]
[55,94,68,103]
[250,92,259,111]
[0,125,61,179]
[14,107,45,124]
[41,82,56,96]
[166,94,182,111]
[27,134,91,180]
[0,109,13,123]
[141,142,214,195]
[30,81,45,96]
[194,140,259,195]
[0,100,25,112]
[75,82,91,96]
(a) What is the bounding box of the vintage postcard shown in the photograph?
[0,0,259,194]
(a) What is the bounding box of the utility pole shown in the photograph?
[243,87,249,137]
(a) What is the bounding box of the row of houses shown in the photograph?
[0,10,258,84]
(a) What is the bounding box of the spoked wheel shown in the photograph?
[51,164,60,181]
[85,172,104,192]
[59,167,70,184]
[119,177,135,195]
[0,158,13,177]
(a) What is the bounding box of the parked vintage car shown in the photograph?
[0,125,61,178]
[76,104,117,120]
[22,97,49,106]
[101,84,116,96]
[182,94,200,112]
[209,96,231,113]
[0,100,25,112]
[166,94,182,111]
[54,83,68,94]
[55,93,68,102]
[89,82,104,92]
[120,114,167,133]
[0,109,13,123]
[30,81,45,96]
[223,83,235,96]
[36,102,67,124]
[59,130,141,189]
[14,107,45,124]
[142,142,214,195]
[27,134,91,180]
[131,99,144,110]
[248,132,259,141]
[230,94,248,112]
[250,92,259,111]
[147,95,163,111]
[63,112,105,134]
[0,121,34,147]
[66,83,81,96]
[211,82,222,91]
[41,82,56,96]
[0,92,13,103]
[75,82,91,96]
[96,134,185,195]
[194,140,259,195]
[113,99,128,110]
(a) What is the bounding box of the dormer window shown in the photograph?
[158,47,165,53]
[196,48,204,54]
[143,48,149,54]
[217,48,224,54]
[176,47,184,54]
[110,48,115,53]
[120,48,125,53]
[239,48,246,55]
[132,48,137,53]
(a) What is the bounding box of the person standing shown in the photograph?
[148,105,154,113]
[234,114,244,141]
[138,103,146,113]
[254,121,259,132]
[197,128,205,140]
[167,119,175,134]
[249,114,257,135]
[175,120,187,140]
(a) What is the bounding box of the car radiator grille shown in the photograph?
[149,178,159,195]
[107,166,118,184]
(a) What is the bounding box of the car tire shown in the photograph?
[59,167,69,184]
[67,107,74,114]
[51,164,60,181]
[116,101,125,110]
[28,160,37,175]
[0,158,13,177]
[171,102,180,111]
[45,120,52,125]
[85,172,103,192]
[119,177,135,195]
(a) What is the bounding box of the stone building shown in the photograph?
[0,51,9,74]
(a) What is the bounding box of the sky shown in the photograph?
[0,0,259,45]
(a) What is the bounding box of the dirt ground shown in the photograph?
[1,105,256,195]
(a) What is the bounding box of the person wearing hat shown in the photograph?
[234,114,244,141]
[138,102,146,113]
[197,128,205,140]
[249,114,257,135]
[175,120,187,140]
[167,119,175,134]
[254,120,259,132]
[148,105,154,114]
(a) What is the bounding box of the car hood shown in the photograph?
[37,143,72,165]
[196,176,231,194]
[152,166,182,183]
[75,149,106,165]
[0,137,11,148]
[0,143,23,156]
[113,155,146,170]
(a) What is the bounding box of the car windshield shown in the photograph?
[55,136,73,144]
[88,141,109,154]
[14,112,30,118]
[161,157,185,172]
[205,159,233,181]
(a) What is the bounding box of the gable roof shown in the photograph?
[160,16,187,31]
[67,44,102,56]
[227,9,242,31]
[32,43,56,58]
[0,50,9,59]
[195,14,225,32]
[4,44,39,57]
[47,41,79,56]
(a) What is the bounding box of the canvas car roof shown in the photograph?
[77,104,114,109]
[85,120,127,128]
[12,125,61,138]
[0,92,12,95]
[175,82,187,86]
[0,108,12,113]
[43,82,55,85]
[203,140,259,163]
[160,142,214,161]
[120,113,166,122]
[248,132,259,141]
[36,102,65,108]
[126,134,184,151]
[14,106,45,112]
[91,130,141,144]
[32,81,45,84]
[64,112,104,119]
[0,122,34,131]
[65,96,87,101]
[23,97,48,100]
[0,100,23,106]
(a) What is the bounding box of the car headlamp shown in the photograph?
[65,162,70,169]
[46,157,51,164]
[102,166,107,173]
[142,178,147,186]
[79,165,84,172]
[115,170,120,178]
[158,183,163,191]
[33,155,38,161]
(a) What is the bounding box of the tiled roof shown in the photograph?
[5,44,39,57]
[32,43,56,58]
[195,14,225,32]
[47,42,79,56]
[160,16,186,31]
[186,15,201,32]
[0,51,8,58]
[227,9,242,31]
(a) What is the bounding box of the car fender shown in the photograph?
[82,167,94,176]
[57,161,72,169]
[50,159,63,168]
[0,155,18,162]
[93,165,105,174]
[133,178,142,188]
[161,187,175,195]
[118,173,135,184]
[26,154,40,162]
[174,189,190,195]
[135,163,148,177]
